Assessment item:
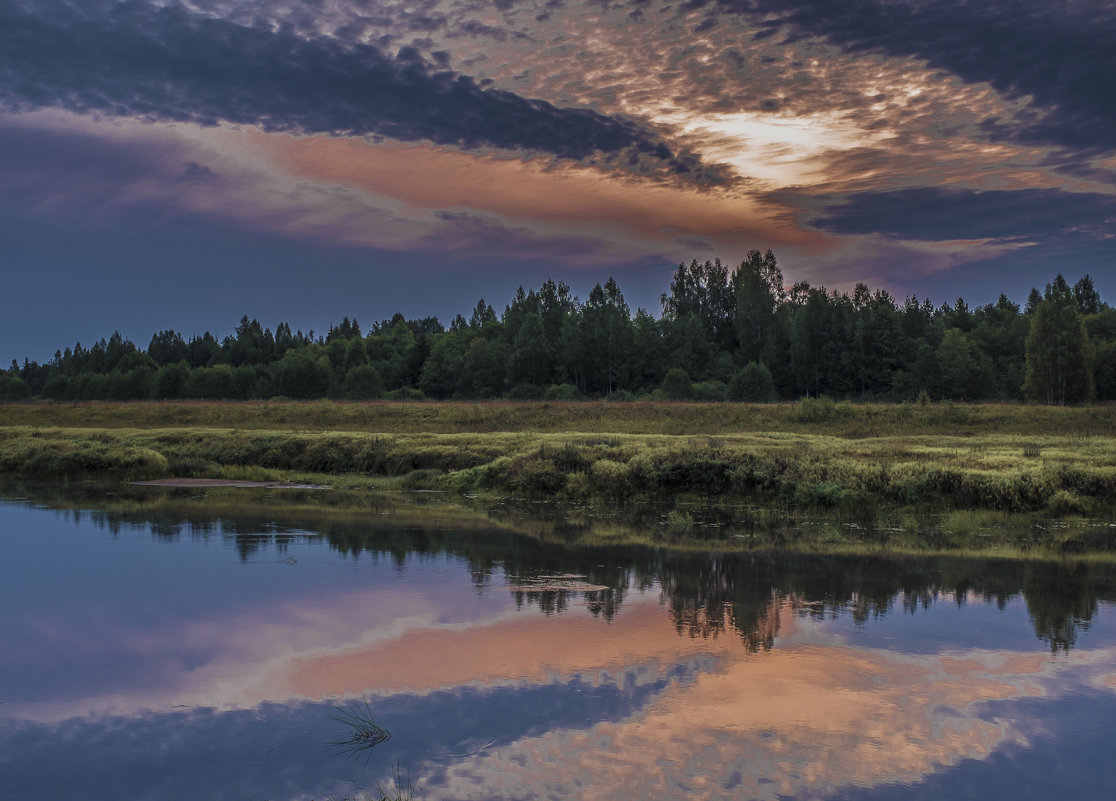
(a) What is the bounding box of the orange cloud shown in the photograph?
[433,632,1057,800]
[276,598,725,699]
[253,132,825,252]
[13,570,1109,801]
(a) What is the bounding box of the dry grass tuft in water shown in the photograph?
[326,698,391,767]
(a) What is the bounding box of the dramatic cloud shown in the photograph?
[0,0,690,168]
[1,0,1114,360]
[812,187,1116,243]
[717,0,1116,154]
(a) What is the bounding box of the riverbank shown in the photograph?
[2,400,1115,522]
[4,477,1116,561]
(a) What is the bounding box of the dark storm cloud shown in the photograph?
[811,187,1116,243]
[0,0,672,161]
[691,0,1116,154]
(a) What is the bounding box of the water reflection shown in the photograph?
[9,482,1113,654]
[426,650,1116,801]
[0,662,703,801]
[3,484,1116,800]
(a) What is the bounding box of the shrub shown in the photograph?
[110,366,154,400]
[661,367,693,400]
[549,442,591,474]
[795,395,836,422]
[293,437,359,472]
[397,468,443,489]
[114,446,170,477]
[386,387,426,401]
[39,375,69,400]
[564,471,590,497]
[692,380,728,402]
[1047,489,1088,516]
[153,361,190,399]
[607,389,638,402]
[590,458,631,496]
[69,372,110,400]
[795,481,849,506]
[185,365,236,399]
[508,455,565,493]
[625,451,660,491]
[343,365,385,400]
[0,374,32,401]
[664,508,694,535]
[507,383,545,400]
[546,383,580,400]
[271,351,331,399]
[730,362,776,402]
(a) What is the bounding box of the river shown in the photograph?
[2,484,1115,800]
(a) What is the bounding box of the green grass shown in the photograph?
[3,399,1115,520]
[3,397,1116,437]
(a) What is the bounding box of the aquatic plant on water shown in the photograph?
[326,698,391,767]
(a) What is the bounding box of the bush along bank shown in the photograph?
[447,438,1115,515]
[3,425,1115,516]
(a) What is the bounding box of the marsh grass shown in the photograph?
[3,401,1116,518]
[297,764,420,801]
[321,766,420,801]
[326,698,391,768]
[374,764,421,801]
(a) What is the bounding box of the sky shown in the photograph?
[2,0,1114,363]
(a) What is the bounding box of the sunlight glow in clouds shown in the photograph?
[666,109,888,187]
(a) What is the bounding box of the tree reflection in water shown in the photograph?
[9,481,1115,654]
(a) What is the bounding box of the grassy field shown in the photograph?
[2,396,1115,436]
[1,399,1115,520]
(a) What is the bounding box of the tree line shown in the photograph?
[2,252,1111,404]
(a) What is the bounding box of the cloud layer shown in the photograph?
[0,1,689,166]
[1,0,1114,359]
[812,187,1116,243]
[737,0,1116,154]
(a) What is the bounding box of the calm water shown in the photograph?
[3,487,1116,800]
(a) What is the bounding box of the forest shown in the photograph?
[2,252,1111,405]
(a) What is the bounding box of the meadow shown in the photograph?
[2,399,1115,523]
